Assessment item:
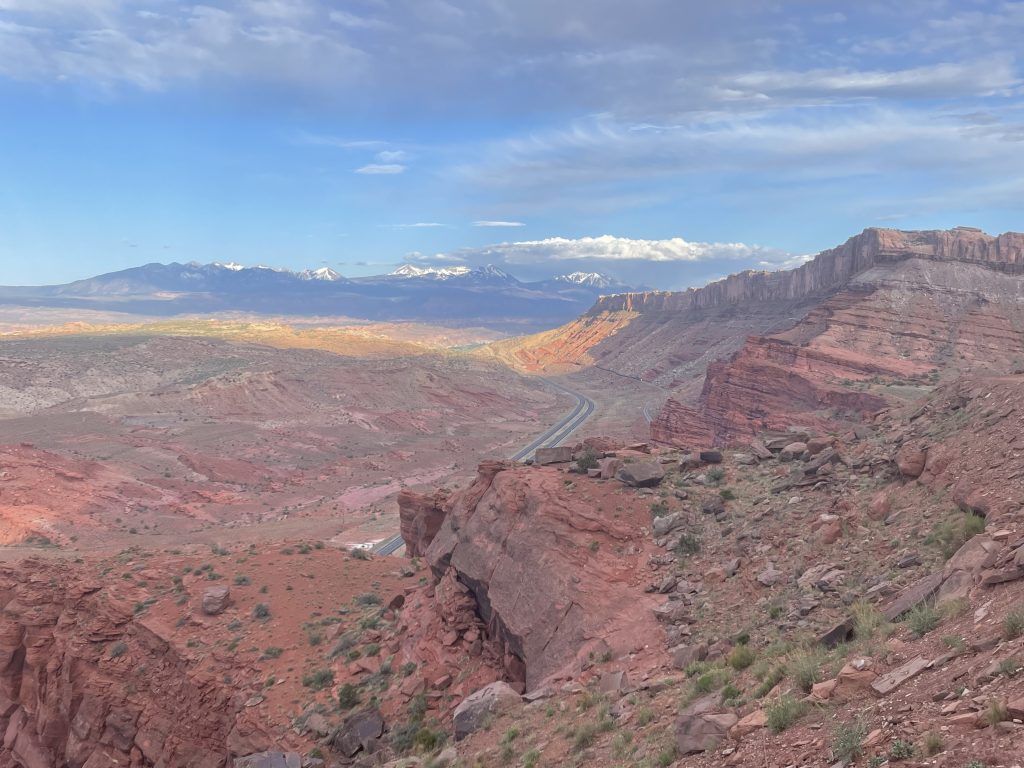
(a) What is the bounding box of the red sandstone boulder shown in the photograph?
[895,444,927,478]
[398,488,451,558]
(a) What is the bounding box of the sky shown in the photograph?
[1,1,1024,288]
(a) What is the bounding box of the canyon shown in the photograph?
[5,227,1024,767]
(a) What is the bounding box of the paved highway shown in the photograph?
[373,379,595,556]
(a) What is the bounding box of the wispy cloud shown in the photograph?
[355,163,405,174]
[392,222,443,229]
[473,220,525,227]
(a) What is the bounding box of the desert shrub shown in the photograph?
[906,602,940,637]
[252,603,271,620]
[928,512,985,559]
[889,739,915,760]
[302,668,334,691]
[766,695,805,733]
[577,449,601,472]
[832,720,868,763]
[233,574,251,586]
[355,592,381,606]
[261,646,283,659]
[649,501,670,518]
[788,648,825,693]
[985,699,1008,726]
[1003,605,1024,639]
[706,467,726,485]
[675,534,701,558]
[719,488,736,500]
[337,683,360,710]
[923,730,944,756]
[728,645,755,671]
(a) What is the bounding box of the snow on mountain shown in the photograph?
[391,264,473,279]
[299,267,343,281]
[553,271,622,288]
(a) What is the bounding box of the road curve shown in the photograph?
[373,379,595,556]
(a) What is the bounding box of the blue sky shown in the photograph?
[1,1,1024,288]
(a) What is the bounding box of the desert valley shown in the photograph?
[4,2,1024,766]
[2,227,1024,768]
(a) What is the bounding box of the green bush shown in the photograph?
[302,668,335,691]
[906,602,940,637]
[832,721,867,763]
[766,695,805,733]
[1003,605,1024,639]
[337,683,360,710]
[728,645,755,671]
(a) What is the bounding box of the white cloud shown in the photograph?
[355,163,405,174]
[376,149,407,162]
[394,222,443,228]
[437,235,789,264]
[473,220,525,227]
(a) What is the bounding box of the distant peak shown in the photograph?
[391,263,472,278]
[555,271,621,288]
[213,261,245,271]
[299,266,343,281]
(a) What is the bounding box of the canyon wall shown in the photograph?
[592,227,1024,315]
[0,561,268,768]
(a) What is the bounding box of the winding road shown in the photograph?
[373,378,595,556]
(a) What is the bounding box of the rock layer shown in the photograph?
[423,462,662,690]
[0,561,264,768]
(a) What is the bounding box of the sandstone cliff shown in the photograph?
[414,461,664,690]
[0,561,269,768]
[591,227,1024,315]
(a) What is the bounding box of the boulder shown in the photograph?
[729,709,767,738]
[895,444,927,478]
[201,586,231,616]
[805,437,831,456]
[870,656,929,697]
[749,440,773,460]
[732,453,756,465]
[700,497,725,516]
[534,446,573,465]
[329,708,385,757]
[597,457,623,480]
[779,442,807,462]
[698,450,723,464]
[652,513,684,537]
[868,491,891,521]
[676,702,738,754]
[882,572,943,621]
[616,462,665,488]
[453,682,522,740]
[671,643,709,670]
[757,564,784,587]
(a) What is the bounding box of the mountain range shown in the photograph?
[0,262,633,332]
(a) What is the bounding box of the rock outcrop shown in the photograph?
[0,561,266,768]
[424,462,662,689]
[398,488,451,558]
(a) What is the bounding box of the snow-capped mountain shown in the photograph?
[0,261,635,332]
[390,264,472,279]
[554,271,623,289]
[299,267,344,281]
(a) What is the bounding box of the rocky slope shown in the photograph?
[494,226,1024,448]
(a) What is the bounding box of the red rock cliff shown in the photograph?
[592,227,1024,315]
[0,561,270,768]
[423,462,663,690]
